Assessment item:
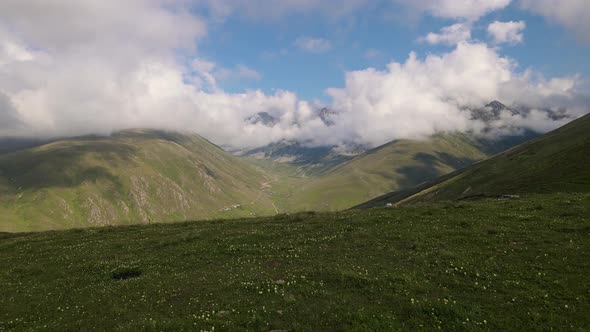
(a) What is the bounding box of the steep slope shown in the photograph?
[284,133,491,211]
[358,113,590,207]
[0,129,276,232]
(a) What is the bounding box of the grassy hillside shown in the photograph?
[0,130,276,232]
[1,193,588,330]
[388,114,590,205]
[285,133,490,211]
[0,127,539,231]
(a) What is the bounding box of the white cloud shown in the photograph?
[397,0,512,20]
[520,0,590,42]
[0,1,205,55]
[0,92,24,133]
[420,23,472,45]
[0,1,205,136]
[295,37,333,53]
[319,42,587,148]
[192,60,262,91]
[191,59,219,91]
[0,0,587,151]
[488,21,526,44]
[0,40,34,66]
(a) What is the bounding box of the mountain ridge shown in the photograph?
[0,129,277,232]
[355,113,590,208]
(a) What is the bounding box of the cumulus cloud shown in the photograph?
[294,37,333,53]
[520,0,590,43]
[420,23,472,45]
[397,0,512,21]
[0,0,207,137]
[192,60,262,91]
[488,21,526,44]
[0,92,23,133]
[0,40,34,65]
[316,42,587,148]
[0,0,587,151]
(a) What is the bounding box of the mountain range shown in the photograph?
[356,112,590,208]
[0,101,583,231]
[0,130,276,231]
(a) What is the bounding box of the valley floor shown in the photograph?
[1,193,589,331]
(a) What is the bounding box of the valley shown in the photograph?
[0,105,588,331]
[2,3,590,331]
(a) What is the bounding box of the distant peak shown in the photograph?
[245,112,279,126]
[485,100,507,111]
[318,107,338,126]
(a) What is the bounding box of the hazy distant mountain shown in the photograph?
[238,107,354,172]
[236,140,359,175]
[234,101,554,211]
[0,101,565,231]
[246,112,280,126]
[471,100,570,127]
[318,107,338,126]
[245,107,339,128]
[0,138,53,154]
[470,100,521,122]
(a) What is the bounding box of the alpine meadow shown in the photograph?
[0,1,589,331]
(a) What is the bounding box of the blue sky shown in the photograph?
[196,1,590,103]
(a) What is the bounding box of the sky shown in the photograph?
[1,0,589,149]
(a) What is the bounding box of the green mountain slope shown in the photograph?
[358,113,590,207]
[284,133,491,211]
[0,130,276,232]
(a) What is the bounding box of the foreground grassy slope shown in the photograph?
[287,133,489,211]
[1,193,588,330]
[395,114,590,205]
[0,130,275,232]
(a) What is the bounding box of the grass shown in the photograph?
[0,128,536,232]
[0,129,277,232]
[286,133,490,212]
[399,114,590,205]
[1,193,588,331]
